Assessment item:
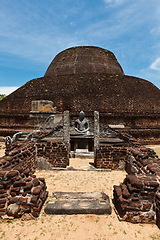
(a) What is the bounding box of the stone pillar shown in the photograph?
[63,111,70,165]
[94,111,99,164]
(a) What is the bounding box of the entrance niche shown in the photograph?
[63,110,99,160]
[70,136,94,152]
[70,111,94,153]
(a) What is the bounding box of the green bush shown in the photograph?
[0,94,6,101]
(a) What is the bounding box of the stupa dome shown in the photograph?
[44,46,124,77]
[0,45,160,144]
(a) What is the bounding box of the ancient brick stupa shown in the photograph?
[0,46,160,143]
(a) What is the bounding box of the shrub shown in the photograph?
[0,94,6,101]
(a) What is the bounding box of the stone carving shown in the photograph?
[75,111,89,133]
[5,136,12,147]
[25,130,40,141]
[42,115,55,130]
[5,132,23,147]
[31,100,57,113]
[71,111,93,136]
[5,130,40,147]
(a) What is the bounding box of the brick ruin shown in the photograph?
[0,110,160,229]
[95,145,127,170]
[0,138,48,218]
[114,175,158,223]
[84,123,160,226]
[37,141,67,168]
[105,134,160,226]
[0,46,160,144]
[0,129,68,219]
[88,127,160,225]
[0,44,160,227]
[0,121,160,226]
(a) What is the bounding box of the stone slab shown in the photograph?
[45,199,112,215]
[100,137,124,143]
[40,137,63,142]
[76,149,89,153]
[70,150,94,159]
[37,157,52,170]
[52,191,109,200]
[70,135,94,139]
[29,112,56,118]
[51,166,111,172]
[74,152,94,159]
[44,191,111,215]
[108,124,125,129]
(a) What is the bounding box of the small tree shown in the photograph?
[0,94,7,101]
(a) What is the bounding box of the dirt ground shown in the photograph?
[0,143,160,240]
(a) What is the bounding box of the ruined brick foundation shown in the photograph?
[113,174,158,223]
[0,140,48,218]
[95,145,127,170]
[155,191,160,228]
[111,133,160,225]
[37,141,68,168]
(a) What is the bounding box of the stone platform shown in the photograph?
[70,149,94,159]
[44,192,112,215]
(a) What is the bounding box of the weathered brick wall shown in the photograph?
[118,128,160,145]
[113,174,158,223]
[0,140,48,218]
[155,191,160,228]
[37,141,68,168]
[0,171,48,218]
[94,132,140,170]
[95,145,127,169]
[125,145,159,175]
[94,131,160,226]
[111,132,160,225]
[4,140,37,174]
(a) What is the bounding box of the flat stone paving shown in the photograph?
[44,191,112,215]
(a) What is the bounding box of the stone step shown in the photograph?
[70,150,94,159]
[44,191,112,215]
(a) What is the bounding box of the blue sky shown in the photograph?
[0,0,160,94]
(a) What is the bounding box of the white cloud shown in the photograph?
[150,58,160,71]
[0,86,19,95]
[150,27,160,35]
[103,0,125,5]
[103,0,112,2]
[0,2,82,64]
